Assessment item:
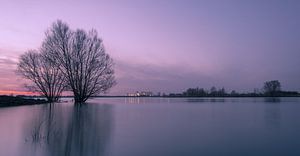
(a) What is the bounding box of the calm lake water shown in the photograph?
[0,97,300,156]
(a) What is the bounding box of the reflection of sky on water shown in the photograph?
[0,98,300,156]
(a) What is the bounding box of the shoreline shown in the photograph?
[0,95,48,107]
[90,95,300,98]
[1,95,299,108]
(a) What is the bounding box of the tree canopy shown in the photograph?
[17,20,116,103]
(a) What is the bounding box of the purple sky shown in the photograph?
[0,0,300,95]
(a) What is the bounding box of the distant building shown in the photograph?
[127,92,137,97]
[127,91,153,97]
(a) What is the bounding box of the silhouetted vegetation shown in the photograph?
[168,80,299,97]
[42,20,116,103]
[0,95,47,107]
[263,80,281,96]
[17,51,66,102]
[17,20,116,103]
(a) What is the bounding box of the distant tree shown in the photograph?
[198,88,207,96]
[210,86,217,96]
[253,88,260,94]
[17,51,66,102]
[183,87,207,97]
[230,90,237,96]
[218,87,226,96]
[42,20,116,103]
[183,86,229,97]
[263,80,281,96]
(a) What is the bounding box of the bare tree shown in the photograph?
[263,80,281,96]
[17,50,66,102]
[42,20,116,103]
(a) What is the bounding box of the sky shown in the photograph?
[0,0,300,95]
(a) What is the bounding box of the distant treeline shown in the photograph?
[168,80,300,97]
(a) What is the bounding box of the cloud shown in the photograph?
[0,53,26,92]
[109,59,213,95]
[0,57,17,66]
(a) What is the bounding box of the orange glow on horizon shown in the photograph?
[0,90,37,96]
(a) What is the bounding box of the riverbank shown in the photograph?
[0,95,47,107]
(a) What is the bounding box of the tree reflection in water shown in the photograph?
[25,103,113,156]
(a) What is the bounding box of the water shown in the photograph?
[0,97,300,156]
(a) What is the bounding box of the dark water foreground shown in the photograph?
[0,97,300,156]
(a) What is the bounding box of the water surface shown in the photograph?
[0,97,300,156]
